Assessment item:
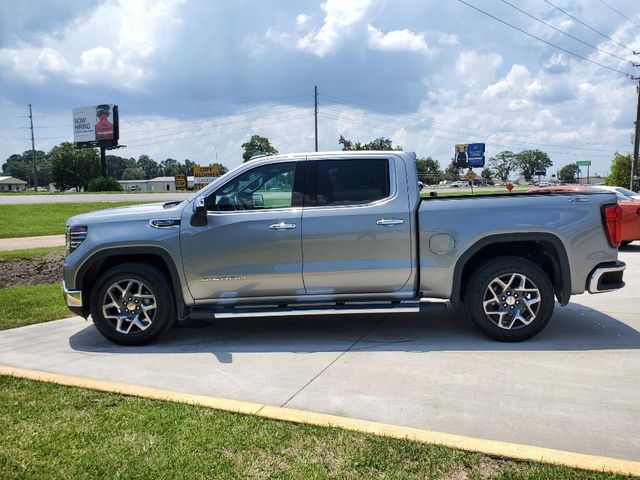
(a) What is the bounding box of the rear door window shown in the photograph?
[313,159,391,207]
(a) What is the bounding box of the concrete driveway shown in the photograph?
[1,246,638,462]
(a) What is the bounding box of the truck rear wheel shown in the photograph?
[466,256,554,341]
[89,263,176,346]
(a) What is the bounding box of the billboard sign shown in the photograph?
[174,174,187,190]
[193,165,223,187]
[576,160,591,167]
[455,143,485,168]
[467,143,485,168]
[73,104,119,146]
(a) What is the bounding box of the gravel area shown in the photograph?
[0,251,64,288]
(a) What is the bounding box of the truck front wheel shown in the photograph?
[466,256,554,341]
[89,263,176,346]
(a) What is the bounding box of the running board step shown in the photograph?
[189,302,446,320]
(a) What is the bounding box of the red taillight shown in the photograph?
[602,204,622,248]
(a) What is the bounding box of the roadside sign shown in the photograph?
[467,143,485,167]
[576,161,591,167]
[193,164,222,188]
[464,170,477,182]
[174,174,187,190]
[455,144,468,168]
[506,183,514,193]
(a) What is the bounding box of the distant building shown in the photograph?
[118,176,195,192]
[0,176,28,192]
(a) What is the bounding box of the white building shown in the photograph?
[0,176,28,192]
[118,176,195,192]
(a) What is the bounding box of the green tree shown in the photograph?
[106,155,136,179]
[416,157,442,184]
[444,159,462,181]
[183,159,196,176]
[50,143,100,191]
[1,150,50,187]
[481,167,493,180]
[605,153,632,188]
[338,135,401,151]
[137,154,161,179]
[88,176,123,192]
[242,135,278,162]
[122,167,146,180]
[515,149,552,181]
[160,158,182,176]
[558,163,580,183]
[488,151,516,181]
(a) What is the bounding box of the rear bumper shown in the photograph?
[587,261,626,294]
[62,281,84,316]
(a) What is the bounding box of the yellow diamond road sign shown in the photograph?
[465,170,477,181]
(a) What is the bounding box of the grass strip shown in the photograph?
[0,246,64,262]
[0,283,73,330]
[0,202,149,238]
[0,375,631,480]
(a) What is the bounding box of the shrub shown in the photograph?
[87,176,123,192]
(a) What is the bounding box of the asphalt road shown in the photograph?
[0,245,638,461]
[0,193,191,204]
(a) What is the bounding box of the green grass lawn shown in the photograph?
[0,246,64,262]
[0,376,630,480]
[0,202,150,238]
[0,284,73,330]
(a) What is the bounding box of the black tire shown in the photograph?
[89,263,176,346]
[465,256,554,342]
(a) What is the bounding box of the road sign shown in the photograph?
[174,174,187,189]
[506,183,514,192]
[465,170,477,182]
[576,160,591,167]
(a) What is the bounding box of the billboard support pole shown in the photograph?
[28,104,37,190]
[100,147,106,177]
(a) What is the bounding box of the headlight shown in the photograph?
[65,226,88,254]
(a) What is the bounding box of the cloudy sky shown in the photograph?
[1,0,639,176]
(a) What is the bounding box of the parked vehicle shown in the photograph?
[528,185,640,246]
[595,185,640,201]
[449,180,469,188]
[64,151,626,345]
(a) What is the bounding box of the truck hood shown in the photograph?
[67,201,187,226]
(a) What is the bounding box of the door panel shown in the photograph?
[180,161,305,301]
[301,157,413,295]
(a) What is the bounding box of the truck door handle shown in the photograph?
[376,218,404,226]
[269,222,297,230]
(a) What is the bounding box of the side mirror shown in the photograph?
[191,196,208,226]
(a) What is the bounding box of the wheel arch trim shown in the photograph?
[450,232,571,307]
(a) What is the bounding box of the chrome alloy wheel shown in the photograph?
[102,279,157,334]
[482,273,541,330]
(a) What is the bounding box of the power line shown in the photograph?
[499,0,635,65]
[543,0,637,53]
[456,0,633,77]
[598,0,640,29]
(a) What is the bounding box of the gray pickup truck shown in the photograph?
[63,151,626,345]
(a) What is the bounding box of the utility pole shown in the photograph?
[314,85,318,152]
[632,76,640,191]
[28,104,38,190]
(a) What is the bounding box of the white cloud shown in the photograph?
[482,64,530,98]
[367,25,430,54]
[296,0,371,56]
[295,13,309,28]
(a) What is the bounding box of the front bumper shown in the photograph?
[62,281,85,317]
[587,261,626,293]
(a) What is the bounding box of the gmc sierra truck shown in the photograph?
[63,151,626,345]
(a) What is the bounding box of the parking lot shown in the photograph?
[1,245,638,463]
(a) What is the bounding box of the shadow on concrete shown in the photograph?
[620,242,640,253]
[69,302,640,363]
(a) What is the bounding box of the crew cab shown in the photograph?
[63,151,626,345]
